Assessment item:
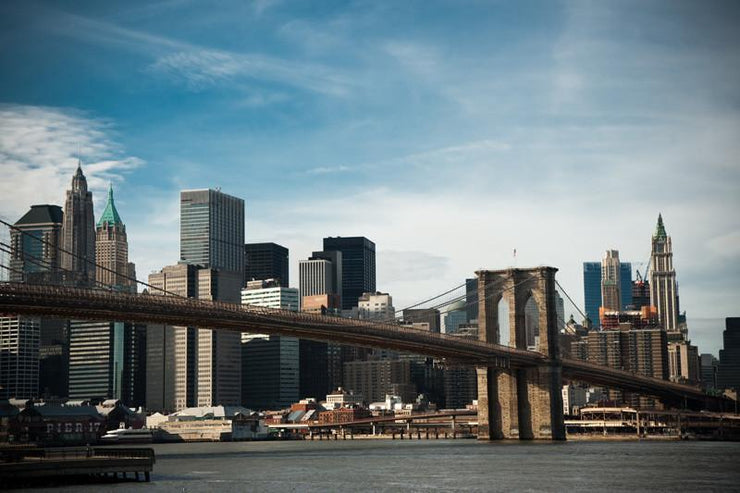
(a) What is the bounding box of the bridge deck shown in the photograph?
[0,283,711,404]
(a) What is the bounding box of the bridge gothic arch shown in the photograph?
[476,267,566,440]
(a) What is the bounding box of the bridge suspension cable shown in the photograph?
[0,217,181,298]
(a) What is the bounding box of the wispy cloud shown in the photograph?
[0,104,143,220]
[45,8,353,97]
[304,165,350,175]
[148,48,352,96]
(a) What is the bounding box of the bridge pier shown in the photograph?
[476,268,566,441]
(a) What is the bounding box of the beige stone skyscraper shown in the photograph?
[95,185,135,291]
[649,214,678,332]
[62,163,95,286]
[601,250,622,313]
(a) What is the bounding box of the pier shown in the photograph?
[0,447,155,486]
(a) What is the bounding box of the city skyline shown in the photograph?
[1,1,739,357]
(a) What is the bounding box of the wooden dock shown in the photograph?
[0,447,155,486]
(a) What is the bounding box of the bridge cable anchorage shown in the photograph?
[0,217,180,297]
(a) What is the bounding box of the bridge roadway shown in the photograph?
[0,283,708,404]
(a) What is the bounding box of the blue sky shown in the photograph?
[1,0,739,355]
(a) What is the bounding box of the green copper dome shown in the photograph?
[654,213,667,239]
[97,185,123,227]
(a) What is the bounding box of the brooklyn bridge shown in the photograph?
[0,266,718,441]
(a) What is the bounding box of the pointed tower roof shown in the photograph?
[654,213,667,239]
[97,185,123,227]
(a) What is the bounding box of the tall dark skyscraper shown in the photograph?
[9,205,64,284]
[244,242,289,286]
[717,317,740,391]
[322,236,376,310]
[62,163,96,286]
[6,205,65,399]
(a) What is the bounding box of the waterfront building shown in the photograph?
[61,163,96,287]
[244,242,289,287]
[153,406,268,441]
[322,236,376,310]
[241,281,300,410]
[649,214,679,333]
[700,353,719,391]
[0,317,40,399]
[717,317,740,390]
[95,185,135,291]
[583,261,634,326]
[324,387,363,409]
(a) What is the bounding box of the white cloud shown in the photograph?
[304,165,351,175]
[0,104,144,221]
[45,9,353,97]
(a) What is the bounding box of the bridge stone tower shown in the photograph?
[476,267,566,440]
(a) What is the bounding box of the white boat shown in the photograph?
[101,426,153,443]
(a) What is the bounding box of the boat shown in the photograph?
[100,425,153,444]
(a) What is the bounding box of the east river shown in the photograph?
[29,440,740,492]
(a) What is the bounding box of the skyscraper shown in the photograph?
[67,319,144,406]
[649,214,679,332]
[583,260,633,326]
[179,189,244,408]
[298,250,349,401]
[299,256,340,303]
[61,163,95,286]
[583,262,602,326]
[322,236,376,310]
[241,281,300,410]
[717,317,740,391]
[0,317,39,399]
[95,185,135,291]
[9,205,64,284]
[180,189,244,274]
[244,242,289,287]
[6,205,64,399]
[68,187,144,405]
[601,250,621,313]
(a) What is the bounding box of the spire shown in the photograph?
[654,213,667,239]
[97,184,123,227]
